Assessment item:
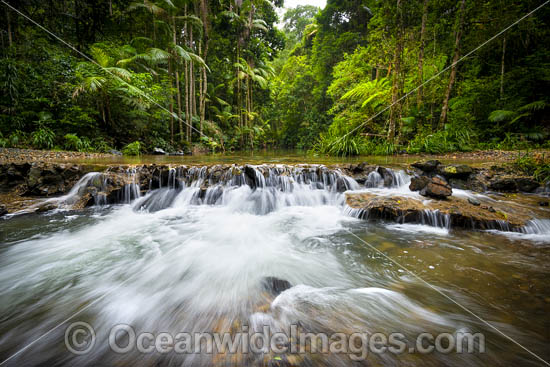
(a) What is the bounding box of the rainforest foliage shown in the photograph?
[1,0,549,155]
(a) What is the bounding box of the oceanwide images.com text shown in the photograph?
[65,322,485,361]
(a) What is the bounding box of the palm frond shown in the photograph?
[104,67,132,81]
[252,19,268,32]
[90,46,112,68]
[518,100,547,112]
[172,45,191,61]
[488,110,516,123]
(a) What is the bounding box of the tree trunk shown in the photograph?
[439,0,466,129]
[185,60,190,142]
[172,16,184,144]
[236,43,242,147]
[199,0,209,133]
[168,60,174,144]
[198,41,203,135]
[190,23,196,128]
[417,0,428,107]
[152,13,156,45]
[500,36,506,101]
[105,95,112,127]
[387,0,403,142]
[184,5,191,143]
[6,6,13,47]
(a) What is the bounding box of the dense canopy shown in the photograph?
[1,0,549,155]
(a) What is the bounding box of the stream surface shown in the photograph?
[0,160,549,366]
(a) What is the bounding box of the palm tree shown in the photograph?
[222,0,268,147]
[73,46,133,126]
[234,58,273,147]
[128,0,174,44]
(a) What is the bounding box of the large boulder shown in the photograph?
[409,176,431,191]
[420,176,452,199]
[345,192,549,230]
[438,164,473,178]
[411,160,441,173]
[25,164,67,196]
[489,177,517,192]
[515,178,540,193]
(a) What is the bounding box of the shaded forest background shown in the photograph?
[1,0,549,155]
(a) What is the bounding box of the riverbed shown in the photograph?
[0,159,549,366]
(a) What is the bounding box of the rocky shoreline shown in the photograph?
[0,147,116,164]
[0,159,549,233]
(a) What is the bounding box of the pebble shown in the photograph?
[468,197,481,206]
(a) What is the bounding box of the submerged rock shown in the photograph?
[262,277,292,296]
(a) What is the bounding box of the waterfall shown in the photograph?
[364,171,384,188]
[522,219,550,234]
[133,165,361,215]
[420,209,450,229]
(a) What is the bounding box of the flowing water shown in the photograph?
[1,164,550,366]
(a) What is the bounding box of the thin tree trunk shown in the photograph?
[201,60,207,131]
[185,60,190,142]
[6,6,13,47]
[248,77,254,148]
[175,69,184,144]
[184,5,191,143]
[105,95,112,126]
[199,0,209,133]
[152,13,156,45]
[190,23,196,126]
[388,0,403,142]
[500,36,506,101]
[198,40,203,135]
[439,0,466,129]
[172,16,184,144]
[417,0,428,107]
[237,43,242,147]
[109,0,113,16]
[168,60,175,144]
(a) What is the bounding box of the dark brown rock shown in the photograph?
[468,197,481,206]
[420,176,452,199]
[409,176,430,191]
[411,160,441,172]
[345,192,549,230]
[438,164,473,178]
[377,167,395,187]
[489,177,517,192]
[515,178,540,193]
